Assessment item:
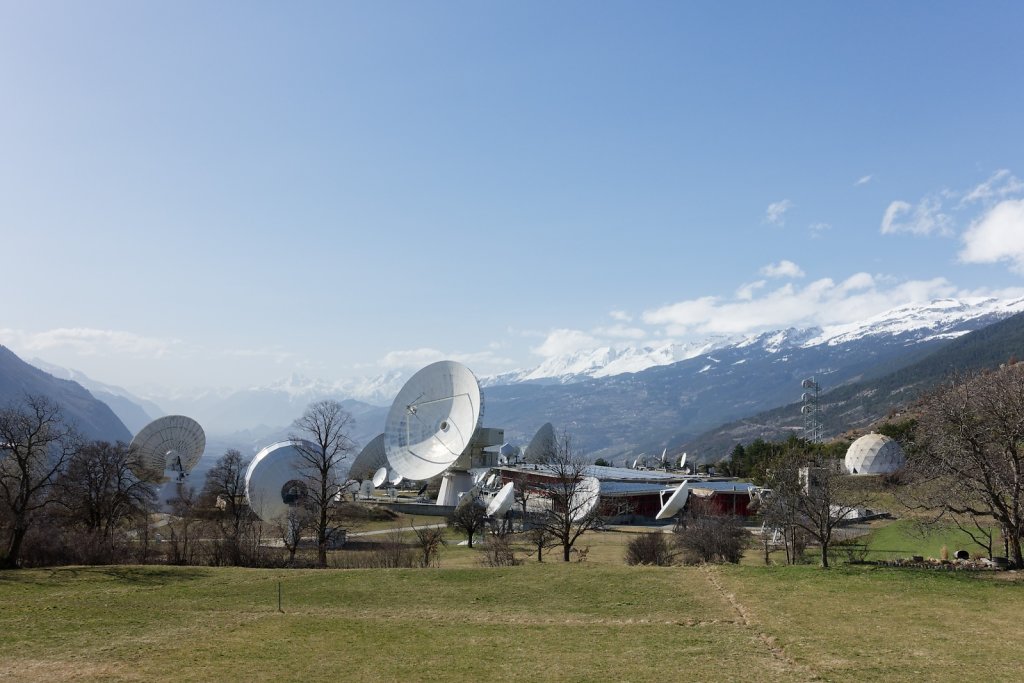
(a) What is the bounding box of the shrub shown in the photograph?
[673,501,747,564]
[625,532,676,566]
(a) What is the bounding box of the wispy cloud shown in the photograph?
[854,175,873,186]
[960,169,1024,206]
[959,199,1024,273]
[809,222,831,238]
[880,195,953,236]
[0,327,181,358]
[764,199,794,226]
[378,347,515,371]
[608,310,632,323]
[760,260,805,279]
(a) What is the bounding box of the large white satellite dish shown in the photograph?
[244,440,316,522]
[349,434,387,481]
[129,415,206,483]
[384,360,482,481]
[523,422,556,463]
[372,467,387,488]
[570,476,600,522]
[486,481,515,517]
[655,481,690,520]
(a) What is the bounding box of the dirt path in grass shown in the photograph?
[700,564,821,681]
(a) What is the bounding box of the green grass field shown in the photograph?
[1,525,1022,682]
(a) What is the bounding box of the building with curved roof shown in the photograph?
[845,433,905,475]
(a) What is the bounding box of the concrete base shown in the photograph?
[437,470,475,506]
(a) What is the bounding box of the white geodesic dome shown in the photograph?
[845,433,905,475]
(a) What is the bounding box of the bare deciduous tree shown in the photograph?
[0,395,79,568]
[201,448,255,565]
[533,433,603,562]
[290,400,358,567]
[57,440,156,558]
[762,445,869,568]
[907,365,1024,567]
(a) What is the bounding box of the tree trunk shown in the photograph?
[820,539,830,568]
[563,545,571,562]
[2,526,28,569]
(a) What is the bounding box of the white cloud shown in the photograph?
[880,196,953,236]
[854,175,873,186]
[959,199,1024,273]
[531,329,599,358]
[735,280,766,300]
[593,324,647,340]
[960,169,1024,206]
[764,199,794,226]
[608,310,632,322]
[760,260,805,279]
[642,274,957,337]
[809,222,831,237]
[0,327,180,358]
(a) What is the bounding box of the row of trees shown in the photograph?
[0,395,365,569]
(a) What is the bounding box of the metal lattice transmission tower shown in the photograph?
[800,377,822,443]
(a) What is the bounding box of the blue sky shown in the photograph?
[2,2,1023,393]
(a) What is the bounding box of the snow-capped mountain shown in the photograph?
[485,296,1024,386]
[805,296,1024,347]
[482,337,733,386]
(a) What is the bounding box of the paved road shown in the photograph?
[347,522,447,538]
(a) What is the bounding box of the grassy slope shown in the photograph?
[2,525,1023,683]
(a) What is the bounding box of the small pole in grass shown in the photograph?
[278,581,283,613]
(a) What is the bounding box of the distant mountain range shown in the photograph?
[0,346,131,443]
[685,306,1024,457]
[17,296,1024,469]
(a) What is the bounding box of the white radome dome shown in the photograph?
[845,433,905,475]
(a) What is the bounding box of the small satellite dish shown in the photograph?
[349,433,387,481]
[523,422,556,463]
[129,415,206,483]
[244,440,316,522]
[660,448,667,465]
[486,482,515,517]
[388,470,403,486]
[484,472,497,488]
[655,481,690,520]
[384,361,482,481]
[679,452,687,470]
[372,467,387,488]
[570,476,600,522]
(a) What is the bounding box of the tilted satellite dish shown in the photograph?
[660,448,667,466]
[349,434,387,481]
[679,452,687,470]
[484,472,497,488]
[245,440,316,522]
[388,470,403,486]
[570,476,600,522]
[129,415,206,483]
[655,481,690,520]
[372,467,387,488]
[523,422,556,463]
[384,361,482,481]
[486,482,515,517]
